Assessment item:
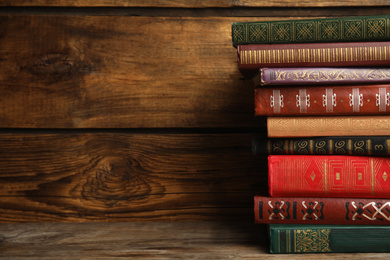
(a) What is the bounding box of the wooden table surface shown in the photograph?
[0,1,389,258]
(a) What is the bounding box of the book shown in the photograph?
[252,136,390,156]
[232,15,390,47]
[269,224,390,253]
[267,116,390,137]
[237,41,390,77]
[253,67,390,86]
[255,196,390,225]
[268,155,390,198]
[255,84,390,116]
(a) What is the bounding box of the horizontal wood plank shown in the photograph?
[1,221,389,259]
[0,15,273,128]
[0,133,267,222]
[1,0,390,7]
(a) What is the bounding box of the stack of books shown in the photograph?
[232,15,390,253]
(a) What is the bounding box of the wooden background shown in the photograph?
[1,1,390,258]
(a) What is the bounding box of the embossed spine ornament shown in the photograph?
[253,68,390,86]
[269,224,390,253]
[232,15,390,47]
[255,84,390,116]
[255,196,390,225]
[252,136,390,156]
[267,116,390,137]
[237,41,390,77]
[268,155,390,198]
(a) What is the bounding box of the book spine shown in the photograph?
[268,155,390,198]
[269,224,390,253]
[256,67,390,86]
[253,136,390,156]
[255,84,390,116]
[267,116,390,137]
[237,42,390,76]
[255,196,390,225]
[232,15,390,47]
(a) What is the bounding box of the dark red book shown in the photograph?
[268,155,390,198]
[255,84,390,116]
[238,41,390,77]
[255,196,390,225]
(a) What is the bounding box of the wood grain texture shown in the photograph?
[0,15,269,128]
[0,221,389,259]
[1,0,390,7]
[0,133,267,222]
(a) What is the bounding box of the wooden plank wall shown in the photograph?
[0,1,388,223]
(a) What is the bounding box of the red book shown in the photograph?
[255,196,390,225]
[255,85,390,116]
[238,41,390,77]
[268,155,390,198]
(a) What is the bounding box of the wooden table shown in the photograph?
[0,1,389,258]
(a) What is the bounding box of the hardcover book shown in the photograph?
[237,41,390,77]
[253,67,390,86]
[255,84,390,116]
[268,155,390,198]
[232,15,390,47]
[269,224,390,253]
[252,136,390,156]
[267,116,390,137]
[255,196,390,225]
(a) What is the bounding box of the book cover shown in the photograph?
[255,84,390,116]
[269,224,390,253]
[252,136,390,156]
[232,15,390,47]
[237,41,390,77]
[255,196,390,225]
[267,116,390,137]
[254,67,390,86]
[268,155,390,198]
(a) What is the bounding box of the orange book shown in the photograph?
[267,116,390,137]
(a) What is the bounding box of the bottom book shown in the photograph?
[269,224,390,253]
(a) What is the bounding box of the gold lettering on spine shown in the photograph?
[387,139,390,155]
[310,140,314,154]
[348,139,352,155]
[371,158,374,194]
[367,139,372,155]
[329,139,333,155]
[324,160,328,194]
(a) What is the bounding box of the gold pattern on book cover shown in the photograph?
[271,68,390,82]
[268,117,390,137]
[294,229,331,253]
[240,46,390,65]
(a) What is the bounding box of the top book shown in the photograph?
[232,15,390,47]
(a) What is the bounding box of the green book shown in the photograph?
[232,15,390,47]
[269,224,390,253]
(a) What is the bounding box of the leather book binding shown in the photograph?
[269,224,390,253]
[255,84,390,116]
[268,155,390,198]
[237,41,390,77]
[232,15,390,47]
[255,196,390,225]
[267,116,390,137]
[253,67,390,86]
[252,136,390,156]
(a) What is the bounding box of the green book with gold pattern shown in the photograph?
[269,224,390,253]
[232,15,390,47]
